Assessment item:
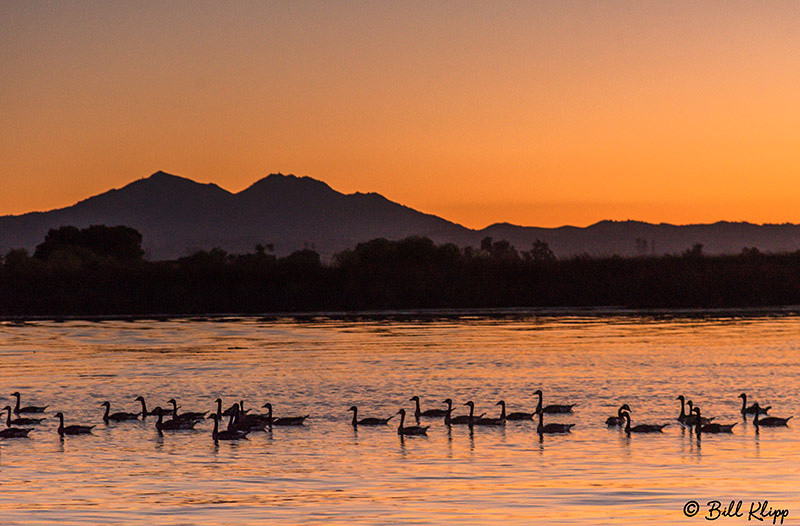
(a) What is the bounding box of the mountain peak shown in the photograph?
[143,170,197,185]
[238,173,338,200]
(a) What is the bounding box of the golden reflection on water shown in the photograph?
[1,315,799,525]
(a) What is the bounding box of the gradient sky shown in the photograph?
[3,1,800,228]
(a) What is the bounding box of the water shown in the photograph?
[1,314,798,525]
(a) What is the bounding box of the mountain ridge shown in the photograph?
[2,171,800,260]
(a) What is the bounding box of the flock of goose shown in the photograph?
[0,390,793,442]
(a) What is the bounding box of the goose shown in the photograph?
[228,403,268,432]
[693,408,736,433]
[166,399,208,422]
[409,396,449,418]
[134,396,162,418]
[221,403,240,417]
[441,398,454,424]
[211,398,224,421]
[209,414,248,440]
[11,392,47,414]
[262,403,309,426]
[446,401,485,425]
[55,412,94,436]
[533,389,575,414]
[0,426,32,438]
[621,411,668,434]
[238,400,264,419]
[505,402,536,421]
[752,403,792,427]
[348,406,394,426]
[396,408,428,436]
[101,401,140,422]
[537,409,575,434]
[684,401,713,427]
[154,407,197,431]
[738,393,770,416]
[605,404,632,426]
[474,401,506,426]
[3,405,45,426]
[676,395,689,423]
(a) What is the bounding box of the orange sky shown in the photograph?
[2,2,800,229]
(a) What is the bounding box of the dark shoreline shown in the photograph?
[4,305,800,323]
[7,231,800,320]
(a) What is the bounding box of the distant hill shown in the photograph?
[2,171,800,259]
[0,171,470,259]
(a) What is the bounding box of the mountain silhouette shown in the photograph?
[2,171,800,259]
[0,171,469,259]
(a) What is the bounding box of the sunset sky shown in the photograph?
[3,2,800,229]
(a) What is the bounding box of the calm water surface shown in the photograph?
[1,314,799,525]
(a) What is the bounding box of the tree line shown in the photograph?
[2,225,800,316]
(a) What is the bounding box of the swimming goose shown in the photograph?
[693,408,736,433]
[211,398,224,421]
[262,403,309,426]
[474,401,506,426]
[101,401,140,422]
[166,399,208,422]
[348,406,394,426]
[442,398,454,424]
[238,400,264,419]
[505,402,536,421]
[446,401,485,425]
[738,393,770,416]
[396,409,429,435]
[533,390,575,414]
[3,405,45,426]
[537,409,575,434]
[0,426,32,438]
[209,414,249,440]
[11,392,47,414]
[229,403,268,432]
[134,396,162,418]
[55,412,94,436]
[621,411,668,434]
[409,396,449,418]
[605,404,632,426]
[154,407,198,430]
[221,403,241,417]
[676,395,689,423]
[752,403,792,427]
[684,401,713,427]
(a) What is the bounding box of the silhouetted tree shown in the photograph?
[683,243,704,258]
[34,225,144,262]
[524,239,556,262]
